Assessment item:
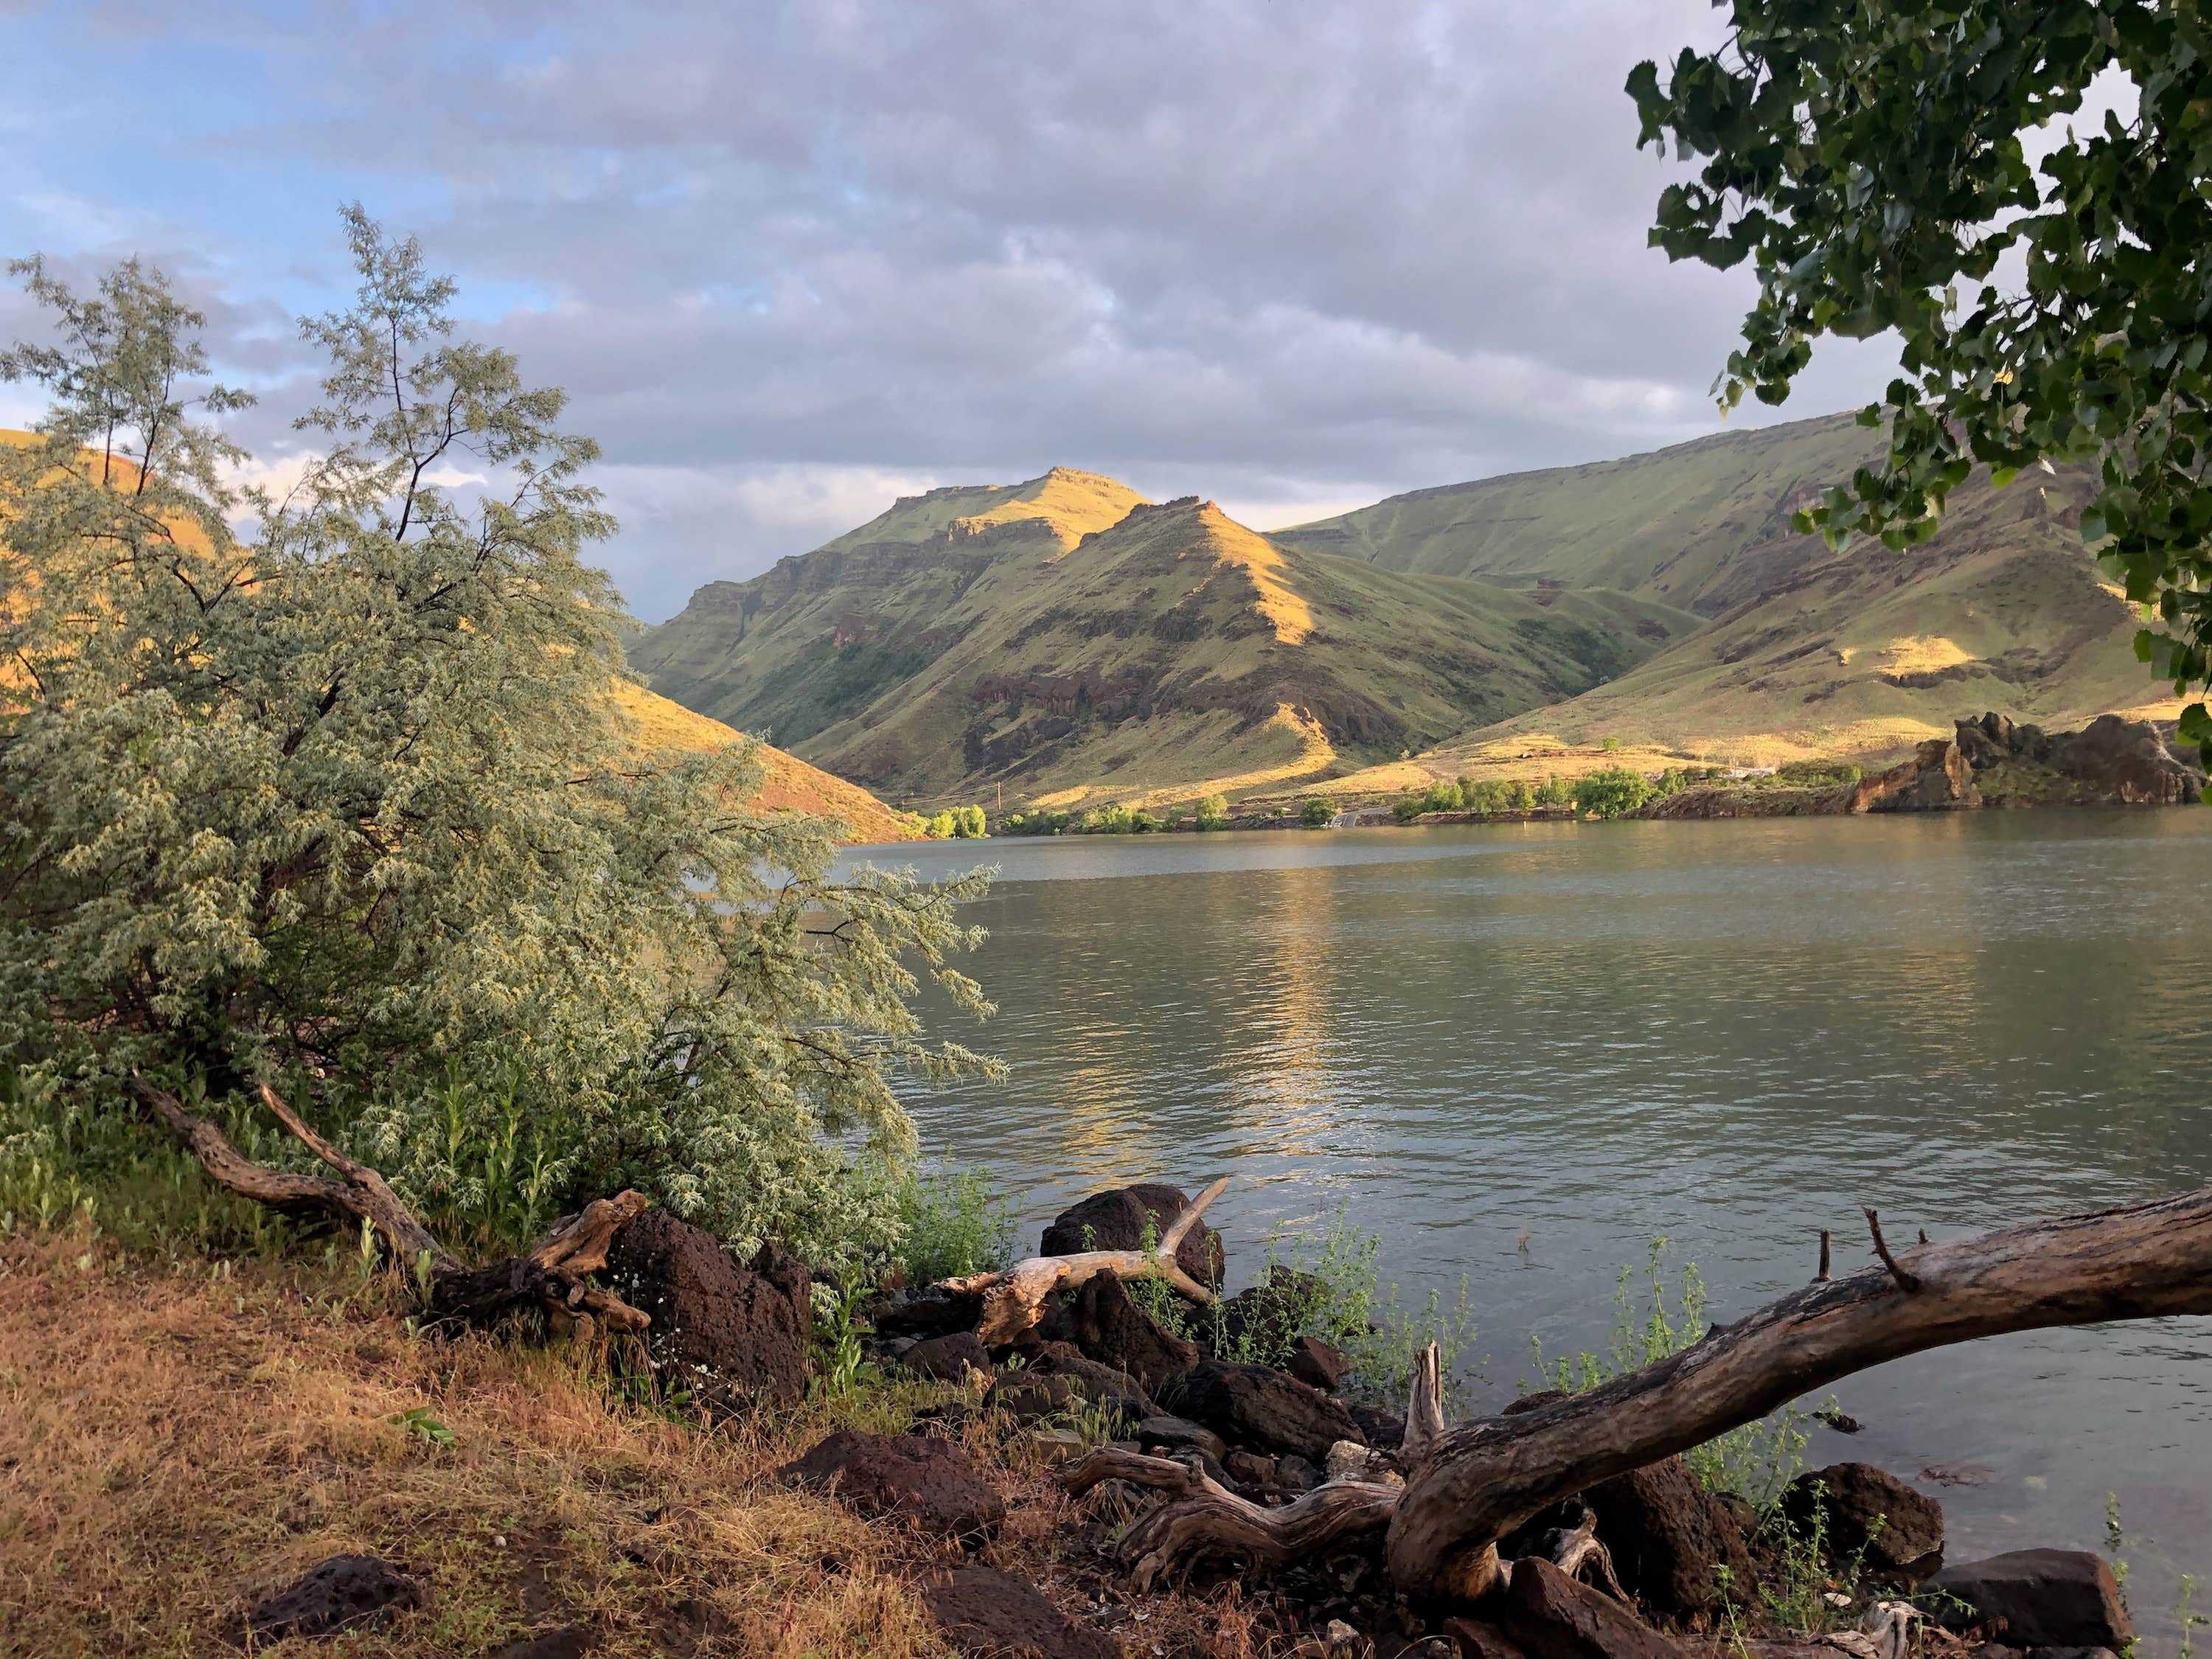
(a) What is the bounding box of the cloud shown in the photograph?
[1,0,1904,620]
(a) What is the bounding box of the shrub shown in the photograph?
[1508,779,1537,809]
[1301,796,1338,827]
[1194,793,1231,831]
[1534,774,1576,807]
[1576,766,1655,818]
[1774,759,1864,789]
[894,1167,1017,1285]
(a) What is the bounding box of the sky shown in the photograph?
[0,0,1904,623]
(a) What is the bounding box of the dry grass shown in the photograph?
[0,1230,1212,1658]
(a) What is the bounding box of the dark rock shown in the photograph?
[2051,713,2202,803]
[1224,1448,1288,1492]
[874,1285,985,1340]
[1814,1408,1864,1435]
[1286,1333,1352,1391]
[1041,1182,1225,1287]
[1582,1455,1756,1620]
[1349,1403,1408,1450]
[778,1428,1004,1542]
[1136,1413,1228,1462]
[1277,1453,1324,1491]
[491,1631,591,1659]
[1214,1266,1329,1358]
[1926,1550,2135,1649]
[244,1554,423,1643]
[984,1352,1153,1430]
[1034,1272,1200,1391]
[1443,1617,1528,1659]
[903,1331,992,1385]
[919,1564,1121,1659]
[1157,1357,1366,1460]
[602,1211,810,1412]
[1500,1556,1686,1659]
[1779,1463,1944,1573]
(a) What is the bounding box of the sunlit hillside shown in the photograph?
[636,473,1697,808]
[1281,413,2177,778]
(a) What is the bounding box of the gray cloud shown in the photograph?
[10,1,1903,619]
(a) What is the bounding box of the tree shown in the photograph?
[1575,766,1654,819]
[1301,796,1337,827]
[1194,793,1230,831]
[1630,5,2212,769]
[0,212,994,1274]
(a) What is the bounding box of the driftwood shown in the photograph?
[133,1077,650,1338]
[1068,1188,2212,1606]
[940,1175,1230,1345]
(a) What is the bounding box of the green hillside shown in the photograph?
[1281,413,2177,779]
[634,470,1700,808]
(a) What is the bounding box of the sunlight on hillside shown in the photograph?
[1200,504,1313,645]
[1878,634,1976,678]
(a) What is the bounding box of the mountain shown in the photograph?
[633,469,1701,807]
[611,682,920,844]
[1279,413,2176,781]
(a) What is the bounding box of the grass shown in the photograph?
[0,1217,1174,1658]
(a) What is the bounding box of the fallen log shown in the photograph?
[133,1076,650,1338]
[1067,1189,2212,1607]
[941,1175,1229,1345]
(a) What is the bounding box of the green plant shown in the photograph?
[894,1166,1016,1285]
[1575,765,1654,818]
[1631,4,2212,778]
[810,1282,881,1399]
[1300,796,1338,827]
[1194,793,1231,832]
[1747,1481,1880,1636]
[390,1405,456,1448]
[1528,1239,1811,1509]
[1534,774,1576,807]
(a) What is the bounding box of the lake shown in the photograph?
[844,812,2212,1609]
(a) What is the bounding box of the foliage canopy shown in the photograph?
[0,210,995,1269]
[1630,3,2212,761]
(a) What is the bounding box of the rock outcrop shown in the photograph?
[602,1211,813,1413]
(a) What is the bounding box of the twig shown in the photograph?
[1863,1207,1923,1293]
[1818,1228,1832,1281]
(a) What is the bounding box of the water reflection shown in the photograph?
[878,813,2212,1603]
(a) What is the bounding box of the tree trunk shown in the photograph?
[1062,1188,2212,1604]
[133,1077,650,1337]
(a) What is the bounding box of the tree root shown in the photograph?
[133,1075,650,1337]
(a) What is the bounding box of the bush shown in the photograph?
[1508,779,1537,809]
[894,1167,1017,1285]
[1576,766,1655,818]
[1194,793,1231,832]
[1774,759,1864,788]
[1534,774,1576,807]
[0,214,999,1278]
[1301,796,1338,827]
[1002,809,1070,836]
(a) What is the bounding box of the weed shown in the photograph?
[810,1282,883,1399]
[894,1166,1016,1285]
[1526,1238,1812,1509]
[390,1405,457,1448]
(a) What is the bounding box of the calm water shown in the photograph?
[846,813,2212,1601]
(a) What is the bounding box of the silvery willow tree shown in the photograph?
[1630,2,2212,772]
[0,209,992,1279]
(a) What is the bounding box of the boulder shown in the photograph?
[1034,1272,1200,1391]
[244,1554,424,1643]
[1349,1403,1408,1450]
[1213,1266,1329,1360]
[873,1284,985,1340]
[1041,1182,1225,1287]
[1135,1413,1228,1462]
[1778,1463,1944,1573]
[778,1428,1004,1542]
[1925,1550,2135,1650]
[1286,1333,1352,1391]
[1500,1557,1687,1659]
[602,1211,810,1412]
[1582,1455,1756,1620]
[902,1331,992,1385]
[919,1565,1121,1659]
[985,1351,1153,1430]
[1157,1358,1366,1460]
